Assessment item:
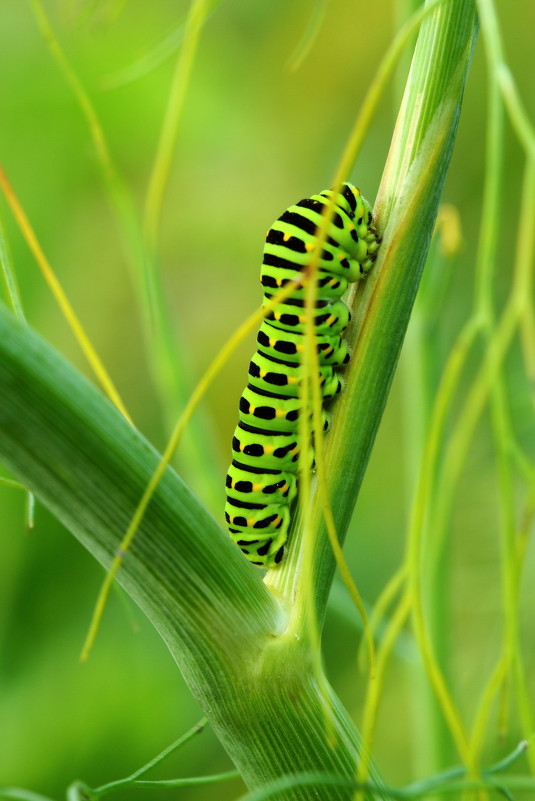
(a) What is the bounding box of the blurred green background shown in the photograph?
[1,0,534,798]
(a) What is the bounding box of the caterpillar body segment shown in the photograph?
[257,319,350,367]
[238,384,331,432]
[226,461,298,504]
[263,296,352,336]
[225,182,380,568]
[248,351,343,399]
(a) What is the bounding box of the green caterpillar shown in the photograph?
[225,182,380,568]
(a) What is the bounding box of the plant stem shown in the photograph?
[0,306,384,799]
[308,0,478,625]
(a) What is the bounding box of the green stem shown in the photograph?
[0,305,384,800]
[144,0,210,247]
[0,215,25,320]
[94,718,208,795]
[267,0,479,636]
[401,242,449,778]
[132,771,240,788]
[318,0,478,624]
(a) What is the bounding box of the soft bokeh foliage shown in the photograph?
[0,0,534,798]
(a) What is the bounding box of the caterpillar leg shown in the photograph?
[233,532,287,568]
[227,505,289,568]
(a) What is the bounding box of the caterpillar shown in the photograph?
[225,182,380,568]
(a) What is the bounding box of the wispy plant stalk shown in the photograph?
[28,0,222,508]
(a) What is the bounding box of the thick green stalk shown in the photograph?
[269,0,478,627]
[0,305,384,800]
